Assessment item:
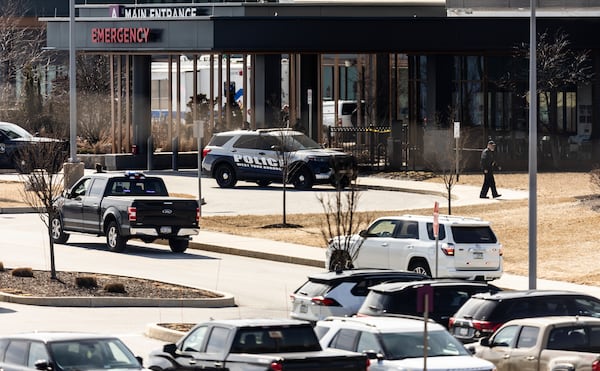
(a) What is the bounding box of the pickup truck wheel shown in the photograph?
[169,239,189,253]
[215,164,237,188]
[408,260,432,277]
[329,251,354,272]
[292,166,313,190]
[106,221,127,252]
[50,216,70,244]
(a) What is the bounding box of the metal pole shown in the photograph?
[528,0,538,289]
[69,0,77,162]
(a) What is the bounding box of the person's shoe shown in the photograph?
[480,196,488,199]
[493,194,502,198]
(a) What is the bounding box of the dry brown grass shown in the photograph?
[2,172,600,286]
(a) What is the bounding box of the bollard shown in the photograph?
[172,137,178,171]
[147,136,153,171]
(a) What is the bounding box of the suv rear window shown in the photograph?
[450,226,497,243]
[207,135,234,147]
[294,280,335,297]
[452,297,498,320]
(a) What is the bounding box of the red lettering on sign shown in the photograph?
[91,28,151,43]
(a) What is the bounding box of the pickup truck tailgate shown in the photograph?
[133,198,198,226]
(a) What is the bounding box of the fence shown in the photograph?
[326,126,392,170]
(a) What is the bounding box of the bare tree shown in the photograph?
[318,174,369,271]
[269,129,306,227]
[0,0,48,116]
[500,29,593,167]
[16,140,68,279]
[425,127,473,215]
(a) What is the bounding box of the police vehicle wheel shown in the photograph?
[215,164,237,188]
[292,167,313,190]
[169,238,189,253]
[256,180,272,187]
[106,221,127,252]
[50,216,70,244]
[13,157,31,174]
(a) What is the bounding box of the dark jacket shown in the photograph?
[480,148,496,172]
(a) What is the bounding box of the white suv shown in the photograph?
[315,316,496,371]
[325,214,503,281]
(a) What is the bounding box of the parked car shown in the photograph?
[0,332,145,371]
[52,171,199,252]
[449,290,600,343]
[356,279,501,328]
[290,269,427,323]
[147,318,369,371]
[201,128,358,190]
[0,121,67,174]
[325,214,503,281]
[315,316,497,371]
[468,316,600,371]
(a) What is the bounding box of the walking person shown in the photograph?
[480,140,501,199]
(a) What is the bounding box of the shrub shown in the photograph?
[75,276,98,289]
[103,282,126,294]
[11,267,34,277]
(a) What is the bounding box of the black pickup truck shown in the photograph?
[51,171,199,253]
[147,319,369,371]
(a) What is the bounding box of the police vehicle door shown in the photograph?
[231,134,282,180]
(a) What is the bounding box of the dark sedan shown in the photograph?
[0,332,145,371]
[0,121,67,173]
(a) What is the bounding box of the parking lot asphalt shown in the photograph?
[3,171,600,300]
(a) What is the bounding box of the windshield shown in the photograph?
[0,124,33,140]
[49,339,141,370]
[272,133,321,151]
[380,330,469,360]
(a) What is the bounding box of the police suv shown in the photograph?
[201,128,357,190]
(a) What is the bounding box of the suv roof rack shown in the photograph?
[256,128,294,133]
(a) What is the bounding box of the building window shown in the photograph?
[453,56,483,127]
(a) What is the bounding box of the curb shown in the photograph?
[186,241,324,268]
[145,323,186,343]
[0,289,235,308]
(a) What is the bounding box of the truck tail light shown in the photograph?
[128,207,137,222]
[593,359,600,371]
[441,243,455,256]
[269,361,283,371]
[448,317,456,328]
[311,296,341,307]
[196,207,200,223]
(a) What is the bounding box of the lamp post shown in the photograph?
[69,0,77,162]
[528,0,538,289]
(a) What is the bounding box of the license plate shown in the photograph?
[473,251,484,259]
[300,304,308,313]
[459,327,469,336]
[160,226,172,234]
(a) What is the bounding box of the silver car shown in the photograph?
[290,269,427,323]
[316,316,496,371]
